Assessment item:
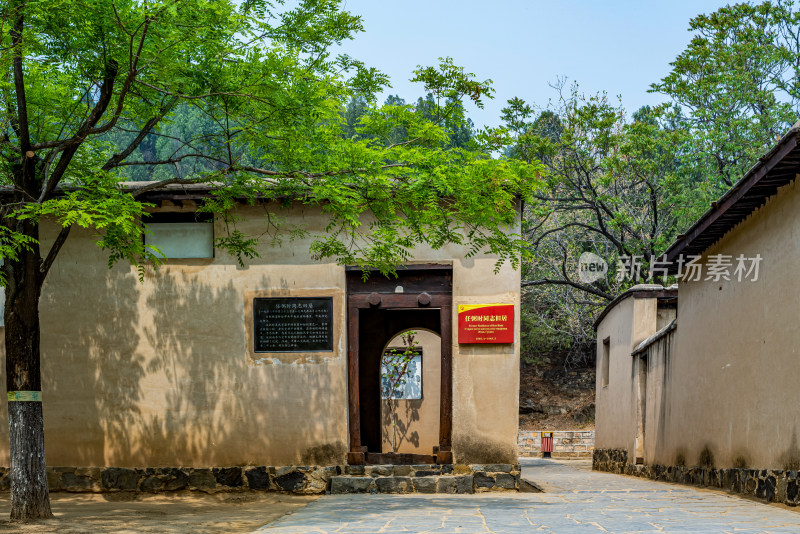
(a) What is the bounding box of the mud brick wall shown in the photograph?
[518,431,595,458]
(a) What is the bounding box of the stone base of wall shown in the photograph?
[38,466,336,494]
[593,448,800,506]
[518,431,595,458]
[591,448,628,472]
[331,464,520,494]
[0,464,520,495]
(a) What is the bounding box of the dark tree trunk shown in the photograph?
[3,219,52,520]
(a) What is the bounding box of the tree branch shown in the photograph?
[128,177,212,198]
[111,152,229,169]
[39,225,71,278]
[38,60,119,202]
[10,5,30,154]
[84,16,150,137]
[133,79,273,102]
[521,278,614,301]
[101,99,176,171]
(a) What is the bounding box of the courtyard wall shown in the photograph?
[0,200,521,468]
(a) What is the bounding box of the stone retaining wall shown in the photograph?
[518,430,595,458]
[593,448,800,506]
[0,463,519,495]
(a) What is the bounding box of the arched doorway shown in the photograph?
[380,329,441,455]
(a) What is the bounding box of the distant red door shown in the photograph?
[541,433,553,457]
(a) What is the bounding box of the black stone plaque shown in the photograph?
[253,297,334,352]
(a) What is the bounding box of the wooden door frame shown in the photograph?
[345,266,453,465]
[634,353,647,465]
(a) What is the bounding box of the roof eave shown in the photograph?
[663,124,800,273]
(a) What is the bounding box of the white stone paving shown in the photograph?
[255,459,800,533]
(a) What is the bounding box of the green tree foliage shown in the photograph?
[0,0,540,519]
[505,87,687,363]
[653,0,800,197]
[340,92,475,149]
[513,1,800,362]
[342,95,371,139]
[104,103,254,181]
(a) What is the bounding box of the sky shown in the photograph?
[335,0,732,128]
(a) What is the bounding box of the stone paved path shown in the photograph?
[255,459,800,533]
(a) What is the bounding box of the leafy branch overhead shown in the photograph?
[0,0,540,278]
[652,0,800,192]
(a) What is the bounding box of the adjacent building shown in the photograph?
[594,122,800,498]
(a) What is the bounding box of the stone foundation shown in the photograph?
[0,464,520,495]
[591,448,628,472]
[518,430,595,458]
[593,448,800,506]
[331,463,520,494]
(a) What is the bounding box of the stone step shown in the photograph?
[329,463,521,494]
[38,463,520,495]
[341,463,520,477]
[330,475,475,494]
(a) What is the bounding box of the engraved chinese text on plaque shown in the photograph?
[253,297,334,352]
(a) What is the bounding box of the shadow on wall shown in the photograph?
[453,432,518,464]
[378,328,440,456]
[140,270,246,466]
[34,257,345,468]
[381,398,421,452]
[40,263,144,467]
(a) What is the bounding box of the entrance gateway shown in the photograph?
[346,265,453,465]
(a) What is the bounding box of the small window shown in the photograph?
[601,336,610,387]
[381,348,422,400]
[145,212,213,259]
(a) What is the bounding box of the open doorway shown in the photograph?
[346,266,452,465]
[380,329,441,456]
[356,308,440,459]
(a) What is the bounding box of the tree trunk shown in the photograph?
[4,221,52,520]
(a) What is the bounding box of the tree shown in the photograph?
[105,103,236,181]
[0,0,539,519]
[504,87,687,363]
[341,92,476,149]
[414,94,475,149]
[512,1,800,362]
[342,95,371,140]
[652,0,800,196]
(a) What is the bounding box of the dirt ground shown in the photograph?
[519,355,596,431]
[0,491,315,533]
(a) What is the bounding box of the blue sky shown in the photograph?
[335,0,732,128]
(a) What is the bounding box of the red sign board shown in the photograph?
[458,304,514,344]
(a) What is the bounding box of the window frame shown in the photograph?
[601,336,610,387]
[143,211,215,260]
